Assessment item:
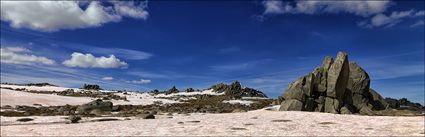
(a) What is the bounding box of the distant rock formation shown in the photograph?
[185,88,195,93]
[165,86,179,95]
[211,81,268,98]
[385,97,424,111]
[148,81,267,98]
[83,84,101,90]
[279,52,388,114]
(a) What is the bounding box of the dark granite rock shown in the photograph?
[279,52,398,115]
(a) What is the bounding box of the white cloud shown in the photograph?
[261,0,425,28]
[0,64,152,90]
[359,10,425,28]
[262,0,392,17]
[102,77,114,81]
[413,10,425,17]
[114,1,149,19]
[368,64,424,80]
[210,59,274,71]
[63,52,128,68]
[0,47,55,65]
[410,20,424,28]
[127,79,151,84]
[0,1,148,32]
[89,47,153,60]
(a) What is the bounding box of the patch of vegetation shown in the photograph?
[318,122,336,125]
[0,111,26,117]
[230,127,247,130]
[186,120,201,123]
[16,118,34,122]
[271,119,292,122]
[91,118,120,122]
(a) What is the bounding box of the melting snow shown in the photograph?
[222,100,254,105]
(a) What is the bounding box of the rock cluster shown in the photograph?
[76,99,113,116]
[185,88,195,93]
[279,52,388,114]
[148,81,267,99]
[165,86,179,95]
[82,84,101,90]
[385,97,424,111]
[211,81,268,98]
[58,89,127,101]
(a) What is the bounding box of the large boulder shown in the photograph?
[340,106,353,114]
[326,52,349,100]
[282,73,315,101]
[313,56,333,93]
[324,97,340,114]
[313,68,327,93]
[351,93,368,110]
[347,62,370,95]
[322,56,334,71]
[279,52,391,115]
[304,98,316,111]
[279,99,304,111]
[368,89,388,110]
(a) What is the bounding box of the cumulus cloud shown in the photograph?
[127,79,151,84]
[358,10,425,28]
[102,77,114,81]
[0,47,55,65]
[262,0,392,17]
[0,1,148,32]
[63,52,128,68]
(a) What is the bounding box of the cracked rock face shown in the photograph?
[327,52,349,101]
[279,52,388,115]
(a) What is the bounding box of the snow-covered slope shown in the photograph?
[0,89,93,106]
[0,84,76,92]
[0,86,227,107]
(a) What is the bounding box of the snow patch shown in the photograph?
[241,97,269,100]
[222,100,254,105]
[155,89,224,97]
[112,92,180,105]
[264,105,281,111]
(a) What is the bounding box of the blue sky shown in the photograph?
[1,1,424,104]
